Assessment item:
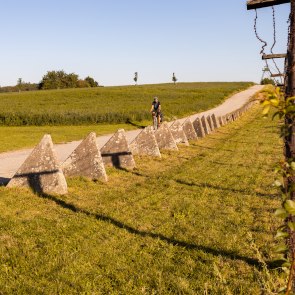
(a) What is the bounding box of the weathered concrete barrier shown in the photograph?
[130,126,161,157]
[7,134,68,195]
[223,115,228,125]
[155,122,178,150]
[226,114,232,123]
[218,116,226,126]
[211,114,220,129]
[207,115,214,132]
[101,129,136,169]
[182,118,198,140]
[62,132,108,181]
[201,116,211,135]
[170,121,189,146]
[192,117,205,138]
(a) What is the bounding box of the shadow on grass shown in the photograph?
[37,191,261,268]
[126,119,146,129]
[174,178,279,199]
[114,166,149,178]
[192,144,235,153]
[11,170,262,268]
[211,160,252,168]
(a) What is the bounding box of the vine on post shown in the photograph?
[262,86,295,294]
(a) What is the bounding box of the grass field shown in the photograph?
[0,123,138,153]
[0,105,284,294]
[0,82,252,126]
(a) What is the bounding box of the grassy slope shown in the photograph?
[0,82,252,125]
[0,106,282,294]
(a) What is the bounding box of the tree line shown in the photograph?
[0,71,179,93]
[0,71,99,93]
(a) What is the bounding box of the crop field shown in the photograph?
[0,106,284,294]
[0,82,253,126]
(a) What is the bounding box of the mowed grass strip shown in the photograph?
[0,123,138,153]
[0,82,252,126]
[0,106,283,294]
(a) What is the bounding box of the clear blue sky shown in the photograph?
[0,0,291,86]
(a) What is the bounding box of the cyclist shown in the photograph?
[150,97,162,129]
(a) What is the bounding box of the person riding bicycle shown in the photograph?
[150,97,162,128]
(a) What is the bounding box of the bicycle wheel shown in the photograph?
[153,115,158,130]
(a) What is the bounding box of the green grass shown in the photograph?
[0,82,253,126]
[0,123,140,153]
[0,106,283,294]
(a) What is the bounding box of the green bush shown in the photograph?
[261,78,275,85]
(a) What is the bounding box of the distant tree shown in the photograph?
[64,73,79,88]
[21,83,39,91]
[172,73,177,85]
[134,72,138,85]
[260,78,275,85]
[84,76,99,87]
[39,71,98,90]
[40,70,79,90]
[77,79,90,88]
[17,78,23,92]
[39,71,62,89]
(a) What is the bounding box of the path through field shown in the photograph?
[0,85,263,180]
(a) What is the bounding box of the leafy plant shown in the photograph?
[262,86,295,294]
[261,78,275,86]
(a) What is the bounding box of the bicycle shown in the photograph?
[152,111,158,130]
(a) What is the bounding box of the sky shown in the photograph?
[0,0,291,86]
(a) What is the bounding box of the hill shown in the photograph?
[0,82,253,126]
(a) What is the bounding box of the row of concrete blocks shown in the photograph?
[6,100,256,195]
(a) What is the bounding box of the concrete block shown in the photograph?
[183,118,198,140]
[155,122,178,150]
[192,117,205,138]
[201,116,211,135]
[130,126,161,157]
[226,114,233,123]
[207,115,214,131]
[62,132,108,181]
[222,116,227,125]
[170,121,189,146]
[129,140,139,155]
[218,116,223,126]
[211,114,220,129]
[7,134,67,195]
[100,129,136,169]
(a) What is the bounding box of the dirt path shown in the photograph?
[0,85,263,180]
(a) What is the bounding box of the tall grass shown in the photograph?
[0,82,253,126]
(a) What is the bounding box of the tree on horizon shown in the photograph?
[172,73,177,85]
[134,72,138,85]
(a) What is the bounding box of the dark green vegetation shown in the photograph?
[0,71,99,93]
[261,78,275,86]
[39,70,99,90]
[0,82,253,126]
[0,106,283,294]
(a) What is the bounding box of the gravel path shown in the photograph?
[0,85,263,180]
